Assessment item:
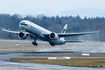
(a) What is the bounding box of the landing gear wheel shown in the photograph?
[50,42,55,46]
[32,42,38,46]
[32,38,38,46]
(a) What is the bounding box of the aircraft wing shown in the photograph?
[2,29,20,33]
[57,31,100,37]
[2,29,31,34]
[2,29,35,38]
[43,31,100,38]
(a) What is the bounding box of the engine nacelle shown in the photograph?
[49,32,59,40]
[18,32,27,39]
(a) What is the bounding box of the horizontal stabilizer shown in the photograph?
[64,40,82,43]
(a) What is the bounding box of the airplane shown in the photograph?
[2,20,100,46]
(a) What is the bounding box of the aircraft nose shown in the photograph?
[19,22,22,27]
[19,22,28,26]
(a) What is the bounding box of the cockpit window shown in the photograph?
[19,22,28,26]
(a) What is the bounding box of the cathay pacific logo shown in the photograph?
[62,29,65,33]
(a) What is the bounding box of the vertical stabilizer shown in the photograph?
[61,24,67,33]
[60,24,67,41]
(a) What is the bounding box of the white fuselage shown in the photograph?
[19,20,65,45]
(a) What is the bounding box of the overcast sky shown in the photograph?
[0,0,105,17]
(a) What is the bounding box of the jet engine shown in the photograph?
[18,32,27,39]
[49,32,59,40]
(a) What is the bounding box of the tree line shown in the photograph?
[0,14,105,42]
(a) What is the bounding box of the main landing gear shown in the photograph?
[32,38,38,46]
[50,42,55,46]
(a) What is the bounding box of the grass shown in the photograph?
[23,53,105,57]
[11,58,105,68]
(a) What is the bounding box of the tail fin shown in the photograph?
[61,24,67,33]
[60,24,68,41]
